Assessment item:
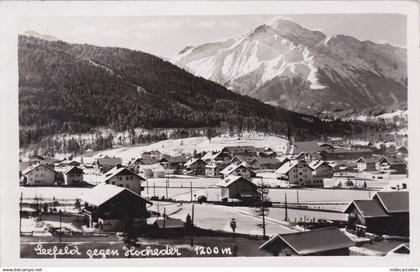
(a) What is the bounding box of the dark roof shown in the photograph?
[63,166,84,175]
[344,200,389,218]
[96,157,122,165]
[362,240,409,255]
[377,156,406,165]
[259,227,354,255]
[160,155,187,163]
[356,157,376,163]
[374,191,409,213]
[287,141,322,154]
[154,217,185,229]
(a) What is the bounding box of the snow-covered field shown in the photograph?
[150,202,296,236]
[81,132,288,163]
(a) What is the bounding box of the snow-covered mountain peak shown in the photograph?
[173,18,406,114]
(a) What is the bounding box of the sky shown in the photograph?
[19,14,407,59]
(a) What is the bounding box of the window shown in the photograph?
[126,185,130,188]
[112,181,116,185]
[126,176,129,180]
[119,176,122,181]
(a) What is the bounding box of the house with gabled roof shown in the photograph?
[82,184,152,231]
[22,163,57,186]
[62,166,84,186]
[184,158,206,175]
[259,227,354,256]
[308,160,334,185]
[344,191,409,236]
[356,157,377,171]
[376,156,407,174]
[217,175,259,202]
[220,162,256,179]
[275,160,313,187]
[102,165,145,195]
[94,156,123,173]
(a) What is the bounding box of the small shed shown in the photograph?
[217,175,259,202]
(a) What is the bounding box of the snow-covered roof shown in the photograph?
[22,163,56,175]
[220,162,252,176]
[102,166,145,182]
[217,175,255,188]
[275,160,299,174]
[308,160,331,170]
[82,184,151,207]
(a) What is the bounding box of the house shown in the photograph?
[256,147,277,158]
[201,151,231,163]
[82,184,152,231]
[275,160,314,187]
[129,155,160,172]
[308,160,334,185]
[220,146,259,158]
[320,149,373,161]
[344,191,409,236]
[21,164,57,186]
[350,140,373,150]
[159,155,187,170]
[356,157,377,171]
[184,158,206,175]
[148,216,186,235]
[217,175,259,202]
[220,163,256,179]
[137,163,166,178]
[94,156,123,173]
[376,156,407,174]
[205,161,229,177]
[395,146,408,156]
[286,141,322,156]
[259,227,354,256]
[62,166,84,186]
[102,165,145,195]
[252,157,282,170]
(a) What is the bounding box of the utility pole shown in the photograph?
[261,186,266,239]
[153,182,156,197]
[146,179,149,196]
[59,210,62,242]
[284,193,288,222]
[163,208,166,229]
[165,174,169,199]
[19,192,23,235]
[296,188,299,205]
[190,181,193,202]
[191,204,195,247]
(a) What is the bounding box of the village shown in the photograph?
[19,133,409,257]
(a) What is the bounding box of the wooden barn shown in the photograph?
[83,184,152,231]
[344,191,409,237]
[217,175,259,202]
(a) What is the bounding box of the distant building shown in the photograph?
[102,165,145,195]
[62,166,84,186]
[220,163,256,179]
[159,155,187,170]
[286,141,323,156]
[344,191,409,236]
[82,184,152,231]
[137,163,166,178]
[217,175,259,202]
[201,151,231,163]
[308,160,334,185]
[204,161,229,177]
[22,164,57,186]
[320,149,373,161]
[184,158,206,175]
[275,160,313,187]
[94,156,123,173]
[252,157,282,170]
[376,156,407,174]
[259,227,354,256]
[220,146,259,158]
[356,157,377,171]
[129,155,160,172]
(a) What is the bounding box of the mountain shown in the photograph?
[173,19,407,114]
[18,35,363,146]
[23,31,60,42]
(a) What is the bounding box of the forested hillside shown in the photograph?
[19,35,367,148]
